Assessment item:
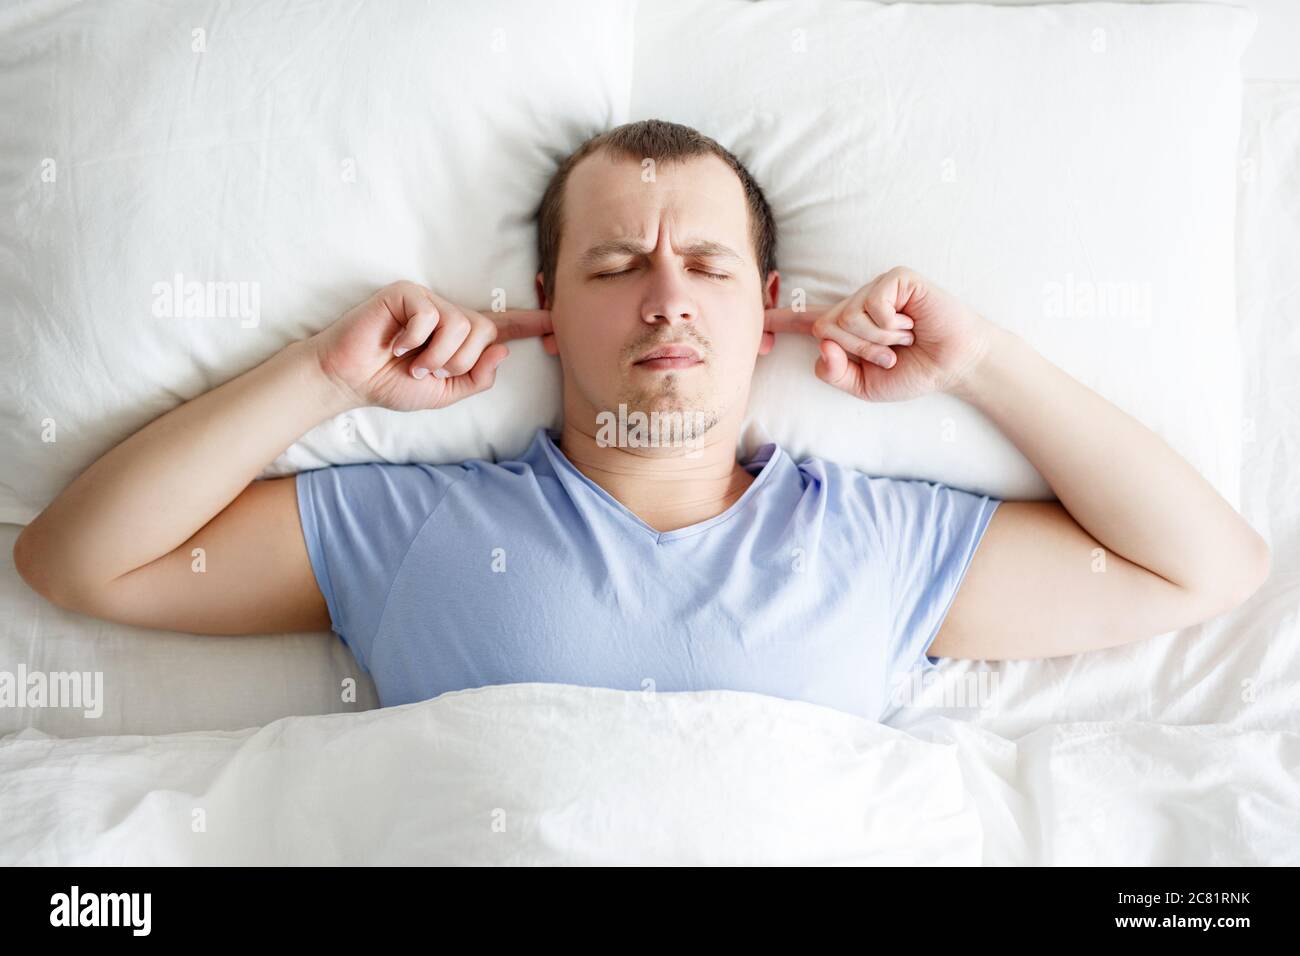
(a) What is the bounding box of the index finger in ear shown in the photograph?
[489,309,554,342]
[764,307,825,336]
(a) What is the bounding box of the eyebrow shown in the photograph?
[577,237,745,269]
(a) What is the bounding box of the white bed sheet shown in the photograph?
[1,80,1297,864]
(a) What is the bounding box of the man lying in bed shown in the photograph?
[12,119,1270,721]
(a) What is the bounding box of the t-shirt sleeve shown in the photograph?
[294,461,469,673]
[847,471,1001,681]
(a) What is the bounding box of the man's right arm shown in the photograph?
[13,338,358,634]
[12,281,545,636]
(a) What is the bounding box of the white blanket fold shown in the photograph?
[2,683,1295,865]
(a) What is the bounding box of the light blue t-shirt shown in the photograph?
[295,426,999,721]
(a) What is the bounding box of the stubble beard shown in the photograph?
[615,369,722,447]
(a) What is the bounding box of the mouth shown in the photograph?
[633,343,703,371]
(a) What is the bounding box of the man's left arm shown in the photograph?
[766,266,1271,661]
[935,324,1268,661]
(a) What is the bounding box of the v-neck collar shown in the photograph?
[533,427,784,543]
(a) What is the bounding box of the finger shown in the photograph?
[764,307,824,336]
[440,314,499,377]
[836,304,915,347]
[440,343,509,404]
[863,290,913,332]
[391,302,440,356]
[410,311,471,378]
[814,320,900,368]
[378,282,439,346]
[815,339,865,394]
[490,308,553,342]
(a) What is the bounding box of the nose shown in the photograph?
[640,260,697,328]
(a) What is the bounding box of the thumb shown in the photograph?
[438,343,509,406]
[815,339,862,394]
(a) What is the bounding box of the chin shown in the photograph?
[598,390,721,450]
[621,386,705,416]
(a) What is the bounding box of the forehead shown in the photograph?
[562,151,752,262]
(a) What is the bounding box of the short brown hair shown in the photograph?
[534,118,777,304]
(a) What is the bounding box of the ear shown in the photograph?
[535,271,560,357]
[758,269,780,356]
[763,269,781,310]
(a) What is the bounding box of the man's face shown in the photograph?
[537,152,778,445]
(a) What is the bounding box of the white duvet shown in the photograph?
[1,682,1295,865]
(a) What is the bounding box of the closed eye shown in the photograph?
[594,268,730,281]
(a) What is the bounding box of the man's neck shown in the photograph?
[556,419,755,534]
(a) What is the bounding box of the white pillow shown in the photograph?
[633,0,1253,504]
[0,0,1253,523]
[0,0,633,522]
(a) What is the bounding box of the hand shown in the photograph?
[763,266,994,402]
[309,280,553,412]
